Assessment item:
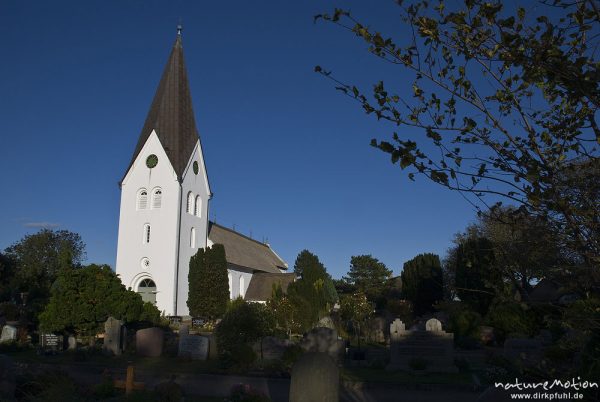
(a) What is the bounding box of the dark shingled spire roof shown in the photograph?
[125,34,200,180]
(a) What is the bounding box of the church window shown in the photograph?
[137,189,148,210]
[228,273,233,299]
[193,161,199,175]
[239,276,245,298]
[152,188,162,209]
[190,227,196,248]
[143,224,151,244]
[194,196,202,217]
[141,257,150,269]
[186,192,194,214]
[138,278,157,304]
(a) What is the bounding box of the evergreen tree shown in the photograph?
[39,264,160,336]
[187,244,229,321]
[401,253,443,316]
[343,255,392,307]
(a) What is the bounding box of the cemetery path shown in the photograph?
[20,361,481,402]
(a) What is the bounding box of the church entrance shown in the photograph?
[138,278,157,305]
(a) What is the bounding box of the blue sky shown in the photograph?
[0,0,478,279]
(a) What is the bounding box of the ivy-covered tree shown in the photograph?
[187,244,229,321]
[315,1,600,268]
[342,255,393,307]
[39,264,160,336]
[401,253,443,316]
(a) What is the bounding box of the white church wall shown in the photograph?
[175,141,211,316]
[227,269,253,299]
[116,131,181,316]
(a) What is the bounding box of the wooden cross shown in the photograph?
[114,365,145,395]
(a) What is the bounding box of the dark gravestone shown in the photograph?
[103,317,123,356]
[300,327,344,362]
[191,317,204,328]
[387,318,456,372]
[167,316,182,326]
[289,352,338,402]
[178,335,209,360]
[136,327,164,357]
[253,336,292,361]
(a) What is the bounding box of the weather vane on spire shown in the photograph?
[177,20,183,36]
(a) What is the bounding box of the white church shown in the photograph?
[115,29,294,317]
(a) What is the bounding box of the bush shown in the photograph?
[485,301,535,343]
[215,300,275,366]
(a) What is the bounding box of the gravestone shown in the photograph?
[299,327,344,362]
[289,352,338,402]
[40,333,64,352]
[317,316,336,330]
[503,338,543,366]
[369,317,386,343]
[167,316,182,326]
[426,318,442,332]
[0,326,17,344]
[191,317,204,328]
[480,326,495,345]
[179,324,189,337]
[136,327,164,357]
[254,336,292,360]
[178,335,209,360]
[387,318,456,372]
[67,336,77,350]
[0,354,15,401]
[103,317,123,356]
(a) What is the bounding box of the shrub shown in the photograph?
[485,301,534,343]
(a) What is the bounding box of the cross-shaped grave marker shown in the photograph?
[114,365,144,395]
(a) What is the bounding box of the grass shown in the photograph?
[342,366,474,385]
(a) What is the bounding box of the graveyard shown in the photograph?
[1,0,599,401]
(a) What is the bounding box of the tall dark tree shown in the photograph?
[453,237,499,315]
[187,244,229,321]
[39,264,160,336]
[343,255,392,307]
[0,253,15,302]
[401,253,443,316]
[315,1,600,268]
[286,250,337,329]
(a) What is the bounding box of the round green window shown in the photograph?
[193,161,199,175]
[146,154,158,168]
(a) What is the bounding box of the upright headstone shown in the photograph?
[317,316,336,330]
[136,327,164,357]
[425,318,442,332]
[103,317,123,356]
[40,333,64,352]
[253,336,292,361]
[300,327,345,362]
[179,324,189,337]
[178,335,209,360]
[67,336,77,350]
[289,353,338,402]
[0,326,17,344]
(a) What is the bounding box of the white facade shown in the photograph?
[116,130,210,316]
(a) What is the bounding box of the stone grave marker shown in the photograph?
[167,316,182,326]
[0,326,17,344]
[40,333,64,352]
[503,338,543,366]
[387,318,456,372]
[299,327,345,362]
[179,324,190,337]
[178,335,209,360]
[254,336,291,360]
[317,316,336,330]
[191,317,204,328]
[289,352,338,402]
[67,336,77,350]
[136,327,164,357]
[103,317,123,356]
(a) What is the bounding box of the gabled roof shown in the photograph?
[124,33,201,181]
[208,222,288,274]
[245,273,296,302]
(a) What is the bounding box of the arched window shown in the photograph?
[143,224,151,244]
[151,188,162,209]
[186,192,194,214]
[190,227,196,248]
[137,189,148,210]
[228,273,233,299]
[239,276,245,298]
[194,195,202,217]
[138,278,157,304]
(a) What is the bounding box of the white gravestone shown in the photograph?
[426,318,443,332]
[0,326,17,343]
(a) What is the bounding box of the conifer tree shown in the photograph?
[187,244,229,320]
[401,253,443,316]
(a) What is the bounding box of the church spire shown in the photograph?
[125,29,201,180]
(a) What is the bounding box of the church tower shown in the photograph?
[116,29,211,316]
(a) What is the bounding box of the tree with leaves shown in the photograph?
[342,255,393,307]
[187,244,229,321]
[39,264,160,336]
[315,1,600,270]
[340,292,373,350]
[401,253,443,315]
